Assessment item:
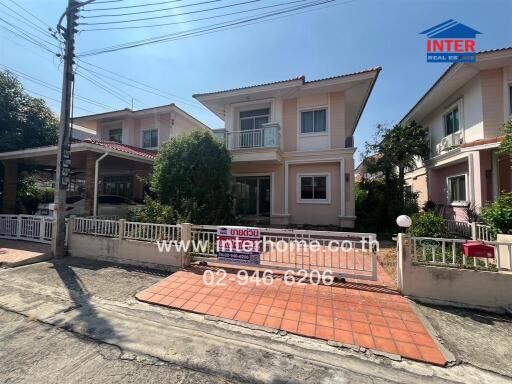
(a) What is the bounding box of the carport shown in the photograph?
[0,139,155,215]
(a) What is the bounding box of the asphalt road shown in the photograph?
[0,257,510,383]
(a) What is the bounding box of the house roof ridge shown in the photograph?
[82,138,157,159]
[193,67,381,98]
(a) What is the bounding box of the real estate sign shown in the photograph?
[216,226,260,265]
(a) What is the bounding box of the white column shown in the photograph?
[339,159,346,217]
[284,162,289,215]
[469,152,483,208]
[491,150,500,200]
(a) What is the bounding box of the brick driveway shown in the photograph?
[136,265,447,366]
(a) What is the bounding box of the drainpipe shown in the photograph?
[93,151,109,217]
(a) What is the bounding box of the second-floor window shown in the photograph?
[142,129,158,149]
[239,108,270,131]
[444,107,459,135]
[300,108,327,134]
[109,128,122,143]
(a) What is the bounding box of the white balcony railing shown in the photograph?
[217,123,281,150]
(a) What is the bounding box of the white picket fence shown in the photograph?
[411,236,512,271]
[73,217,181,242]
[0,215,54,244]
[445,220,494,241]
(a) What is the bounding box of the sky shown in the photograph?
[1,0,511,162]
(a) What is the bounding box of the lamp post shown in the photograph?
[396,215,412,230]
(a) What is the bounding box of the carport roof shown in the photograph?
[0,139,156,163]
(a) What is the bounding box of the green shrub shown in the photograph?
[16,174,54,214]
[409,212,450,238]
[481,193,512,235]
[128,197,175,224]
[151,129,233,225]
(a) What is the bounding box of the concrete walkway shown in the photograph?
[0,257,509,383]
[0,239,51,267]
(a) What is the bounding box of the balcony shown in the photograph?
[214,123,282,163]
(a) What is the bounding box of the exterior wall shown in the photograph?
[288,162,341,226]
[430,161,468,221]
[423,74,484,157]
[79,110,206,150]
[329,92,346,149]
[405,169,428,207]
[504,65,512,122]
[398,233,512,312]
[68,233,186,271]
[283,98,298,152]
[481,68,505,138]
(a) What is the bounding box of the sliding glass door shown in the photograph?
[233,176,270,217]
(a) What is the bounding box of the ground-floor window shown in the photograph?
[447,174,466,203]
[298,174,329,203]
[102,175,133,198]
[233,176,270,217]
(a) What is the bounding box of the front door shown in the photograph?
[234,176,270,217]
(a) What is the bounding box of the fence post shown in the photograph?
[180,223,192,268]
[16,215,21,239]
[66,215,75,249]
[396,232,410,292]
[39,217,45,242]
[470,222,477,240]
[118,219,126,240]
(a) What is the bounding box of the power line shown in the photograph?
[25,87,96,114]
[80,0,261,24]
[85,0,183,11]
[82,0,222,18]
[0,64,118,111]
[0,23,57,54]
[76,69,143,109]
[0,16,60,49]
[77,61,207,110]
[78,0,336,56]
[6,0,52,30]
[80,0,311,31]
[0,2,52,37]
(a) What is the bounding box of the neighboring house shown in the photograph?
[0,104,210,216]
[402,47,512,220]
[194,68,381,227]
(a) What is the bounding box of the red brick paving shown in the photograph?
[136,267,447,366]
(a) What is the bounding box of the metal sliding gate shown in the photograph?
[191,225,379,281]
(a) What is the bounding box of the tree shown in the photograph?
[0,70,58,152]
[356,121,428,236]
[150,129,233,224]
[364,121,429,193]
[498,120,512,155]
[0,71,59,212]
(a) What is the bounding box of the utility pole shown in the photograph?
[52,0,94,257]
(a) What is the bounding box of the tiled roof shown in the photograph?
[193,67,381,98]
[82,139,157,159]
[460,136,505,149]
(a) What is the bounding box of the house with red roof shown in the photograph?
[0,104,210,216]
[402,47,512,220]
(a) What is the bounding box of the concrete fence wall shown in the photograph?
[397,233,512,312]
[67,221,192,271]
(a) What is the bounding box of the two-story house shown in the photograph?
[402,47,512,220]
[193,68,381,227]
[0,104,210,215]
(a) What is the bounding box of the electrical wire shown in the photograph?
[6,0,52,30]
[78,0,335,56]
[80,0,261,24]
[82,0,223,18]
[0,17,59,49]
[84,0,183,12]
[25,87,96,114]
[0,23,57,54]
[80,0,311,31]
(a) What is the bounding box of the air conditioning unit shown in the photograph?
[440,132,463,151]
